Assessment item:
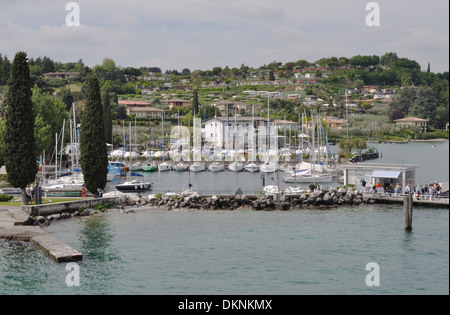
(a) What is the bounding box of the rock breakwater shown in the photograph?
[106,187,368,211]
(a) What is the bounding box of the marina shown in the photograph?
[0,140,448,295]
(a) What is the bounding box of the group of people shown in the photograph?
[361,179,444,199]
[407,181,443,200]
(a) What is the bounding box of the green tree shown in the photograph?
[269,71,276,81]
[409,87,437,121]
[3,52,37,204]
[389,86,417,116]
[32,85,68,156]
[80,76,108,197]
[102,58,117,72]
[0,54,12,85]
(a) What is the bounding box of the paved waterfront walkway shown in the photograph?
[0,205,82,263]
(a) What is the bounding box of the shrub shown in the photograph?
[0,194,13,202]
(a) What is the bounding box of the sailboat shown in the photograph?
[208,114,224,173]
[190,161,206,172]
[228,161,244,172]
[228,109,243,172]
[245,104,259,173]
[174,161,189,172]
[259,98,277,173]
[283,114,335,183]
[244,162,259,173]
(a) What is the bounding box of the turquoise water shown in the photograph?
[1,206,448,295]
[0,141,449,295]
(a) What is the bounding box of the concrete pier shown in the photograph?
[0,206,82,263]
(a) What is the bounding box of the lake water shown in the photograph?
[0,141,448,295]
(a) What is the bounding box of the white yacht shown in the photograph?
[208,162,224,173]
[260,160,277,173]
[244,162,259,173]
[173,162,188,172]
[158,161,172,172]
[228,162,244,172]
[190,162,206,172]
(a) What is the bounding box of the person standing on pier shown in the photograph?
[405,184,411,194]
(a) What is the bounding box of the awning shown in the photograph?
[371,170,401,179]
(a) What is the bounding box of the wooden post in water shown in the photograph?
[404,193,413,231]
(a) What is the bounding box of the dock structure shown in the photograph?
[339,163,420,194]
[363,192,449,207]
[0,224,82,263]
[1,204,88,263]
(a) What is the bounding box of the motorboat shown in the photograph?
[189,162,206,172]
[208,162,224,173]
[263,185,279,198]
[244,162,259,173]
[228,161,244,172]
[115,180,153,192]
[284,186,307,196]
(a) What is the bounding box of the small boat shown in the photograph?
[284,186,306,196]
[174,162,189,172]
[130,161,144,171]
[244,162,259,173]
[263,185,279,198]
[142,163,157,172]
[228,162,244,172]
[260,160,277,173]
[158,161,172,172]
[115,180,153,192]
[190,162,206,172]
[208,162,224,173]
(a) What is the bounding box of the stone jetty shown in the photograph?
[105,187,368,211]
[0,207,82,263]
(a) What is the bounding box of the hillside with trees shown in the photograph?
[0,52,448,160]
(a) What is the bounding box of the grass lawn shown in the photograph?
[0,198,82,207]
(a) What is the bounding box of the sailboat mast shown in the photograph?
[55,133,58,181]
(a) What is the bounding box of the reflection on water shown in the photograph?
[78,216,123,294]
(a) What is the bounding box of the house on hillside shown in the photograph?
[43,72,80,80]
[322,117,347,129]
[118,100,151,107]
[167,99,191,110]
[394,117,429,133]
[126,107,165,119]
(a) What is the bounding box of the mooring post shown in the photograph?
[404,193,413,231]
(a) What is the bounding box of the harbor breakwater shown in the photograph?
[108,187,368,212]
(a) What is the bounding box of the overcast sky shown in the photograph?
[0,0,448,72]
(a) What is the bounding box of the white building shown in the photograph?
[204,116,274,149]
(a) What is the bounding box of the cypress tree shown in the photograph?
[4,52,37,204]
[80,76,108,197]
[102,91,113,144]
[192,89,199,114]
